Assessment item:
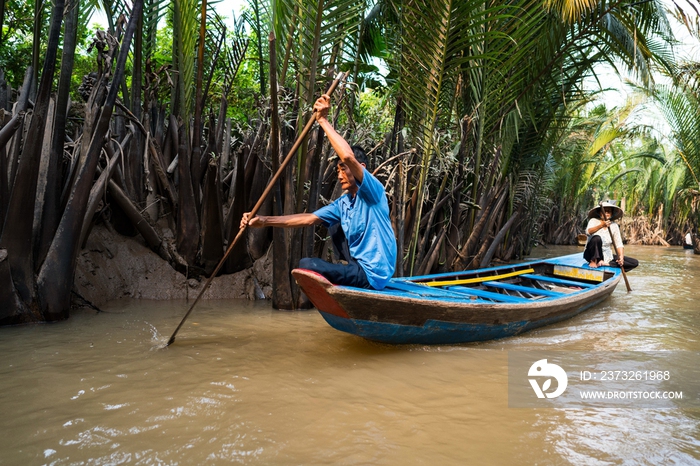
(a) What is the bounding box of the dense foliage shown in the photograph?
[0,0,698,323]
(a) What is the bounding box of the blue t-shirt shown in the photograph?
[314,168,397,289]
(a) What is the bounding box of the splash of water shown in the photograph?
[146,322,169,350]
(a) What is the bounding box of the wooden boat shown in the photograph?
[292,254,621,345]
[577,234,588,246]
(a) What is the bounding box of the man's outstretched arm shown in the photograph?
[240,212,321,229]
[313,95,364,184]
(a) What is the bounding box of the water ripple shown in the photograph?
[0,247,698,464]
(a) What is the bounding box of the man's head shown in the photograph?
[351,145,368,166]
[336,145,367,194]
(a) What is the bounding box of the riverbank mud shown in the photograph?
[73,226,272,308]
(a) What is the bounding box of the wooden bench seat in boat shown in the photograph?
[520,274,595,289]
[482,281,564,298]
[443,285,530,303]
[385,281,492,303]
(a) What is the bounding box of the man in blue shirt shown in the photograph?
[240,95,396,290]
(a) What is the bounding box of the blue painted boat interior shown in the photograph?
[400,252,591,281]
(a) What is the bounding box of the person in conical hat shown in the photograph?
[587,201,624,221]
[583,201,638,270]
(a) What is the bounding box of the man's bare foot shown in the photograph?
[589,261,598,268]
[598,261,608,267]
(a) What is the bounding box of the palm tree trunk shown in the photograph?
[480,210,518,267]
[418,224,447,276]
[269,31,293,309]
[223,145,252,274]
[79,130,132,248]
[128,4,144,204]
[247,155,272,260]
[415,172,448,269]
[5,69,33,201]
[302,127,324,259]
[148,136,177,208]
[452,186,497,270]
[219,115,230,180]
[391,98,405,277]
[444,116,470,271]
[39,0,80,268]
[468,187,508,269]
[0,111,20,152]
[1,0,65,305]
[107,178,168,260]
[31,0,44,99]
[37,0,144,321]
[0,111,21,228]
[190,0,208,211]
[0,69,10,110]
[32,96,55,270]
[282,116,301,304]
[199,159,224,275]
[253,0,266,95]
[468,104,485,234]
[407,148,435,275]
[295,0,324,208]
[0,249,26,324]
[176,134,199,265]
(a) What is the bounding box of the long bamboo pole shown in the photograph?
[167,71,349,346]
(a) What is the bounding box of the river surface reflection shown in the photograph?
[1,246,699,464]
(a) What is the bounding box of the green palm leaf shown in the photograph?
[272,0,365,103]
[398,0,512,272]
[648,82,700,187]
[172,0,200,117]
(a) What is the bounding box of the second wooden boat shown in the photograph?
[577,234,588,246]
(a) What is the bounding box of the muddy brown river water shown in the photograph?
[1,245,699,464]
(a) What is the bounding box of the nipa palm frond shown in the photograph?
[649,83,700,187]
[172,0,200,117]
[543,0,600,23]
[143,0,169,61]
[398,0,510,272]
